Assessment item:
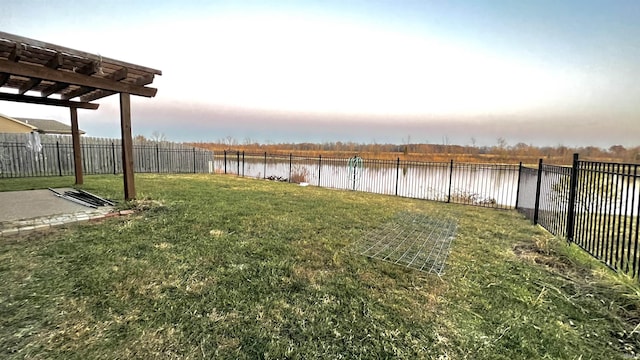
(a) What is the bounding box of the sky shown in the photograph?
[1,0,639,148]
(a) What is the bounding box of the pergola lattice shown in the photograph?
[0,31,162,200]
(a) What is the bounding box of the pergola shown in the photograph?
[0,31,161,200]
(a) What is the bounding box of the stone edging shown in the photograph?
[0,208,136,237]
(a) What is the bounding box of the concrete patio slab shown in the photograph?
[0,188,115,236]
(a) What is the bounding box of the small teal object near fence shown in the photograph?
[347,155,363,190]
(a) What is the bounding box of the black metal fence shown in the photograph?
[221,150,640,278]
[0,139,214,178]
[572,160,640,275]
[516,154,640,278]
[217,150,520,209]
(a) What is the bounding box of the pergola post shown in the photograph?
[120,92,136,200]
[0,32,160,201]
[70,107,83,185]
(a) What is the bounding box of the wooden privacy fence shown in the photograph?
[0,133,214,177]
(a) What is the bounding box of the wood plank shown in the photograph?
[63,68,129,102]
[41,58,98,97]
[18,78,42,94]
[61,86,94,100]
[9,43,22,61]
[107,67,129,81]
[62,66,128,100]
[76,61,100,75]
[0,73,9,87]
[81,73,154,102]
[40,81,69,97]
[18,52,64,94]
[0,92,99,109]
[0,44,22,87]
[0,58,158,97]
[70,107,83,185]
[120,92,136,200]
[0,31,162,76]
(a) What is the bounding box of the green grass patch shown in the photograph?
[1,174,640,359]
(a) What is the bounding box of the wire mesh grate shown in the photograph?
[349,211,458,275]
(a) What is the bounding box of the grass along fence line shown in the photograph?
[1,174,640,359]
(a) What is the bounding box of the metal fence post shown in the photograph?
[289,153,292,183]
[515,162,523,209]
[566,153,580,242]
[236,151,240,176]
[56,141,62,176]
[156,143,160,173]
[395,157,400,196]
[193,148,197,173]
[223,150,227,174]
[112,142,117,174]
[318,155,322,186]
[533,158,543,225]
[447,159,454,203]
[242,151,245,177]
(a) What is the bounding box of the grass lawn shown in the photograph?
[1,174,640,359]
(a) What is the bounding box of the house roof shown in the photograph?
[0,112,37,131]
[16,117,85,135]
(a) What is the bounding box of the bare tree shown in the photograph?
[224,135,237,147]
[150,131,167,142]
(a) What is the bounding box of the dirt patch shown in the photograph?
[127,198,165,212]
[514,240,640,357]
[512,241,590,279]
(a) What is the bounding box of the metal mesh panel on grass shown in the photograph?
[350,212,458,275]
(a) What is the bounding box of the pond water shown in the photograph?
[215,156,520,208]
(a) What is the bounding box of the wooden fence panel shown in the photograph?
[0,133,214,178]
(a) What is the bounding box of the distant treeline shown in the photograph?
[173,137,639,165]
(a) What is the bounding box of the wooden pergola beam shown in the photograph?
[18,52,64,94]
[63,67,128,101]
[0,92,99,109]
[0,31,162,76]
[40,82,69,98]
[41,60,99,98]
[61,86,95,101]
[0,58,157,97]
[0,43,22,87]
[81,73,154,103]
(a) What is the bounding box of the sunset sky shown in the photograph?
[2,0,639,147]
